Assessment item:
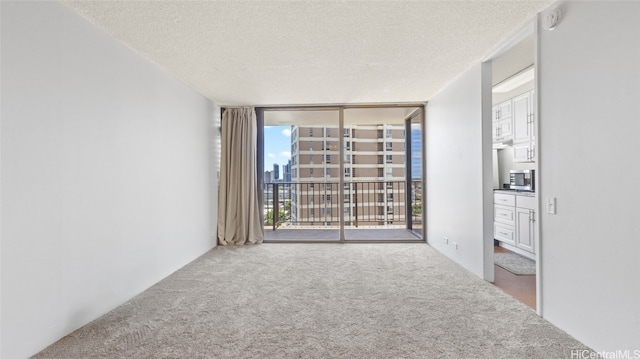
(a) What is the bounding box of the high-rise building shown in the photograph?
[264,170,273,184]
[283,160,291,183]
[289,125,406,226]
[263,170,274,208]
[273,164,280,180]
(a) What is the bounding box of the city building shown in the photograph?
[264,170,273,185]
[283,160,292,183]
[289,125,407,226]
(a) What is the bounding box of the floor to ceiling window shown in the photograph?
[258,105,424,242]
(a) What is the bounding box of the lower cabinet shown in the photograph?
[515,208,536,253]
[494,193,537,255]
[494,222,516,246]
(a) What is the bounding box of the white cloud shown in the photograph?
[267,153,276,159]
[264,126,272,129]
[280,151,291,158]
[281,129,291,137]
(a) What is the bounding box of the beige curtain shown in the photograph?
[217,107,264,245]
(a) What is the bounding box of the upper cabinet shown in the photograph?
[493,100,512,122]
[512,90,535,144]
[492,100,513,143]
[513,142,536,162]
[512,90,536,163]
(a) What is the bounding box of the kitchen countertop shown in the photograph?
[494,189,536,197]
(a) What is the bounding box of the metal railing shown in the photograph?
[264,180,422,231]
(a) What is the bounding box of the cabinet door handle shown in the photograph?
[530,144,535,160]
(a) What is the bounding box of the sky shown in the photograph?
[264,125,292,172]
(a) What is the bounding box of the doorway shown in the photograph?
[484,22,540,311]
[258,105,425,243]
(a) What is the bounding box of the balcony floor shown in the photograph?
[264,227,422,241]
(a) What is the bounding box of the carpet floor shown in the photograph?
[34,243,591,358]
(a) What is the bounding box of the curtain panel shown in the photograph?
[217,107,264,245]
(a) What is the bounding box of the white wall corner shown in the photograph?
[426,63,486,278]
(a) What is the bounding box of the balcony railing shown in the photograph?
[263,180,423,231]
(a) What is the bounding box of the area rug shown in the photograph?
[495,251,536,275]
[34,244,589,358]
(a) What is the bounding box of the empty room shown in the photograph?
[1,1,639,358]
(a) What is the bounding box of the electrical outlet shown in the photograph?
[443,236,449,244]
[452,241,458,250]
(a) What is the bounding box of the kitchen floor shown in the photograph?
[493,245,536,310]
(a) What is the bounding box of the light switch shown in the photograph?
[547,197,557,214]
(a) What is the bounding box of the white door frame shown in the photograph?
[480,16,543,316]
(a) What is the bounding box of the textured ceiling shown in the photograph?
[62,0,554,106]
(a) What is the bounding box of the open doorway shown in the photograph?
[485,27,540,311]
[258,105,425,243]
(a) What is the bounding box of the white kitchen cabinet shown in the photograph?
[495,204,516,226]
[494,192,537,256]
[494,193,515,206]
[512,90,536,162]
[493,118,513,143]
[494,193,516,245]
[529,90,535,142]
[515,196,537,254]
[492,100,513,144]
[516,208,536,253]
[513,142,535,163]
[493,100,512,121]
[512,91,535,144]
[494,223,516,246]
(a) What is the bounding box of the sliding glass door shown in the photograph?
[261,109,340,241]
[407,110,424,237]
[260,105,424,242]
[342,108,422,241]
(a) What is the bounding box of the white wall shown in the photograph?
[1,2,219,358]
[538,1,640,352]
[426,63,494,280]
